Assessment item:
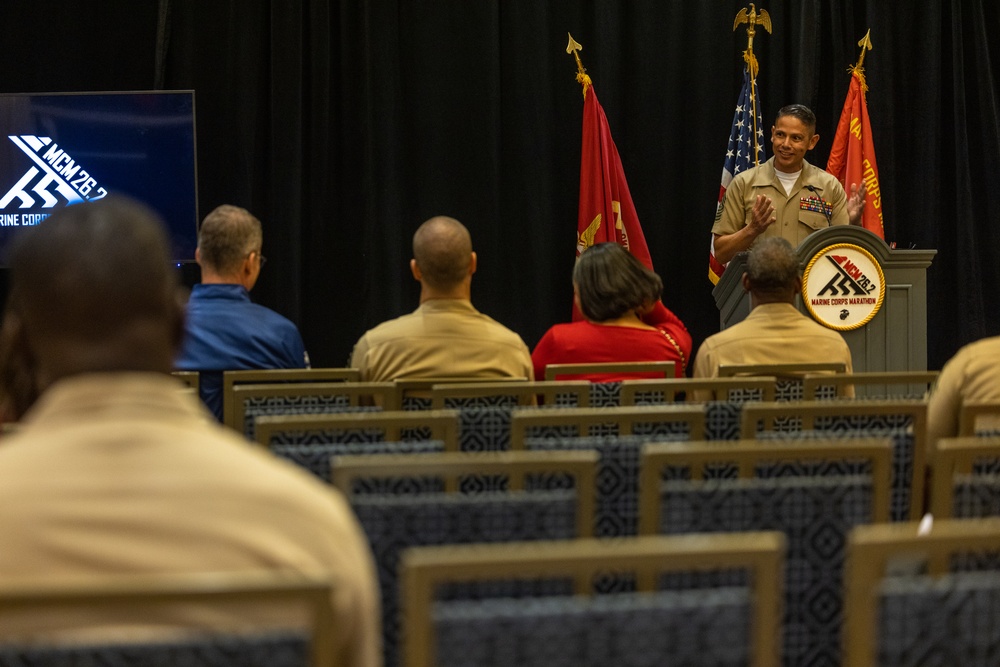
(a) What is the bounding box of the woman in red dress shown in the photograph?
[532,243,691,382]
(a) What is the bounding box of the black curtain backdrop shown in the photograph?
[0,1,997,371]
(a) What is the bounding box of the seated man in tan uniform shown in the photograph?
[693,236,853,378]
[927,335,1000,448]
[0,197,380,667]
[350,215,533,381]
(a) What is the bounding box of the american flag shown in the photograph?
[709,63,766,284]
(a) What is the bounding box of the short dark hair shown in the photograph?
[8,196,178,348]
[412,216,473,290]
[775,104,817,133]
[197,205,262,273]
[573,243,662,322]
[746,237,800,297]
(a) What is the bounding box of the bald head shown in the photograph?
[411,216,474,293]
[744,237,801,304]
[1,197,183,402]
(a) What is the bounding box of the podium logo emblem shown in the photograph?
[802,242,885,331]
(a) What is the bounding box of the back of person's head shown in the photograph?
[412,216,473,291]
[573,243,663,322]
[197,205,263,274]
[745,237,800,302]
[0,196,182,414]
[775,104,817,134]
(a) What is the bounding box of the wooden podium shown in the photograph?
[712,226,936,372]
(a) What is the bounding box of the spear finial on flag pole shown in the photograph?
[566,33,592,97]
[850,29,873,91]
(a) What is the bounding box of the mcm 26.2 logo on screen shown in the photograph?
[0,92,199,264]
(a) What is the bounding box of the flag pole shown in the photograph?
[850,29,873,92]
[566,33,592,97]
[733,4,772,167]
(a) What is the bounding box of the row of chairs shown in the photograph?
[5,518,994,666]
[170,364,940,435]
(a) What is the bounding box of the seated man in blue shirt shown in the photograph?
[175,205,309,421]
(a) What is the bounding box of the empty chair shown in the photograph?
[801,370,938,400]
[221,368,361,428]
[619,376,778,405]
[402,532,785,667]
[544,362,677,407]
[740,399,929,521]
[331,450,598,667]
[930,436,1000,518]
[844,518,1000,666]
[228,381,398,438]
[640,438,893,667]
[719,362,848,401]
[0,570,336,667]
[254,409,461,449]
[510,405,705,449]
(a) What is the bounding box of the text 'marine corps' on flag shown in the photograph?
[709,63,766,284]
[826,68,885,239]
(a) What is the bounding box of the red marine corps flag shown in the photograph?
[567,35,652,319]
[827,29,884,239]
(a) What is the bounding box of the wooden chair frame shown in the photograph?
[638,438,894,535]
[718,362,847,378]
[958,400,1000,436]
[801,371,939,400]
[543,361,676,382]
[509,405,706,450]
[228,382,398,433]
[330,450,598,532]
[221,368,362,428]
[0,570,336,667]
[401,532,785,667]
[930,435,1000,518]
[171,371,200,393]
[428,381,591,409]
[254,409,461,449]
[843,518,1000,666]
[739,399,927,520]
[619,377,778,404]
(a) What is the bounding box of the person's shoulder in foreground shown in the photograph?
[0,196,379,667]
[350,215,531,382]
[927,335,1000,447]
[532,242,691,382]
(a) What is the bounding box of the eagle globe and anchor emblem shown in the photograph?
[802,243,886,331]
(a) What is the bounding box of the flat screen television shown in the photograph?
[0,90,198,265]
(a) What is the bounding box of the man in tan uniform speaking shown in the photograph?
[0,197,381,667]
[693,237,853,378]
[712,104,867,266]
[350,215,533,381]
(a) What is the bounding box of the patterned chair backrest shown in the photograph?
[931,436,1000,518]
[229,381,398,438]
[331,451,598,667]
[718,362,848,401]
[221,368,361,428]
[254,409,461,450]
[401,532,785,667]
[739,399,928,521]
[801,370,938,400]
[270,440,447,483]
[844,518,1000,666]
[0,570,335,667]
[509,405,705,449]
[429,380,591,409]
[393,377,529,411]
[641,439,893,667]
[620,377,778,405]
